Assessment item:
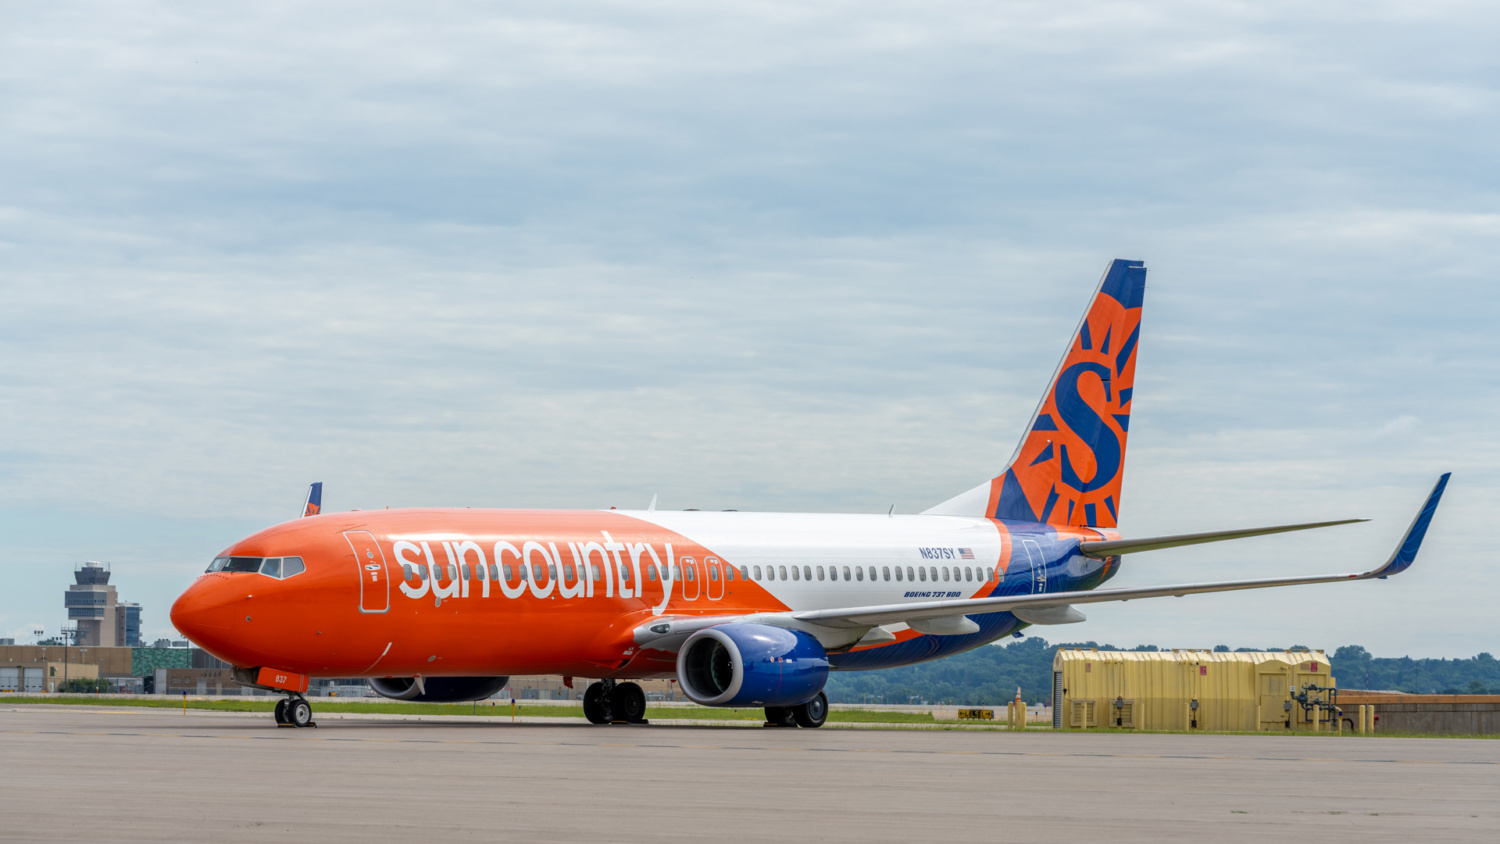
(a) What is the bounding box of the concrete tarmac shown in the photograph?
[2,705,1495,843]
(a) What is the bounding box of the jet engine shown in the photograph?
[369,676,510,703]
[676,623,828,707]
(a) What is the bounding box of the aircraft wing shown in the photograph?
[793,474,1448,630]
[633,475,1447,647]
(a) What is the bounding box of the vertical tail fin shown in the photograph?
[925,259,1146,527]
[301,482,323,518]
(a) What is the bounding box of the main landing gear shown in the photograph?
[765,691,828,729]
[273,695,315,728]
[582,680,648,725]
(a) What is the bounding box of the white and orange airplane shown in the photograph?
[171,260,1449,729]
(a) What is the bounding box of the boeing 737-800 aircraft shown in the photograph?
[171,260,1449,729]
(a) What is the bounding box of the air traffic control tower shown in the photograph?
[64,562,141,648]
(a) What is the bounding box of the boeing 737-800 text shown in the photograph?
[171,260,1449,728]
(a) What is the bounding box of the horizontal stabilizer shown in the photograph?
[1078,518,1366,559]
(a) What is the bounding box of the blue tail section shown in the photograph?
[301,482,323,518]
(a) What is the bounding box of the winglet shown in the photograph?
[1368,473,1450,579]
[301,482,323,518]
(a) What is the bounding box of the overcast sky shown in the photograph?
[2,1,1496,657]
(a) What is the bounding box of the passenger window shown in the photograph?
[829,567,838,582]
[839,566,849,581]
[686,566,695,581]
[804,566,812,581]
[779,566,788,580]
[489,563,499,580]
[929,566,938,582]
[754,565,763,580]
[549,564,558,580]
[895,567,903,582]
[419,566,429,581]
[447,564,457,580]
[918,567,927,582]
[791,566,799,581]
[739,565,749,581]
[619,564,629,582]
[282,557,305,577]
[592,565,602,581]
[647,565,657,581]
[260,558,282,578]
[461,564,470,581]
[709,565,719,582]
[883,566,890,581]
[942,567,950,582]
[671,565,680,580]
[502,564,513,581]
[855,566,864,581]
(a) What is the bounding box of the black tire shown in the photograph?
[793,692,828,728]
[288,699,313,728]
[273,699,288,725]
[612,682,647,723]
[764,706,797,727]
[583,682,613,725]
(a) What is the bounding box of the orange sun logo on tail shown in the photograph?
[989,259,1146,528]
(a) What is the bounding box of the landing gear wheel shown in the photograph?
[273,699,288,725]
[287,698,313,728]
[611,682,648,723]
[764,706,797,727]
[792,691,828,729]
[583,682,613,725]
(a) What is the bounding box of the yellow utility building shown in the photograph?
[1053,648,1337,732]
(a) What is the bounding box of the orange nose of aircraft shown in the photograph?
[170,575,249,664]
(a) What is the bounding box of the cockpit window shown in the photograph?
[223,557,263,573]
[206,555,306,579]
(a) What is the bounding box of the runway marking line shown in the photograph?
[2,727,1494,767]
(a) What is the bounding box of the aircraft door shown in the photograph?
[1021,539,1046,595]
[706,557,725,600]
[680,555,700,601]
[345,530,390,613]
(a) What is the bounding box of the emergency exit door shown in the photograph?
[345,530,390,613]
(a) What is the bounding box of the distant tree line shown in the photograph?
[823,637,1500,706]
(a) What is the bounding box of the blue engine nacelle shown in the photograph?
[676,623,829,707]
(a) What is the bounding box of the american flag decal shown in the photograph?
[959,548,975,560]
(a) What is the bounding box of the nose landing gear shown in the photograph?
[274,695,316,728]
